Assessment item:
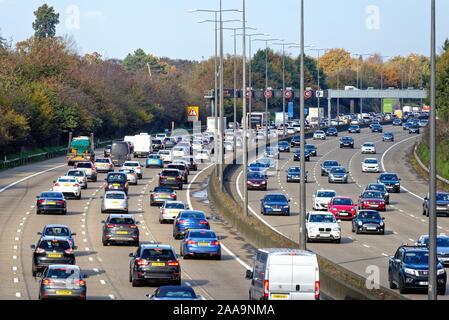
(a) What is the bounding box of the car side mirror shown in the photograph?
[53,180,56,184]
[382,217,385,220]
[206,217,211,220]
[145,293,152,298]
[72,233,77,236]
[101,220,105,224]
[129,253,135,257]
[337,219,342,223]
[36,196,40,199]
[30,245,36,249]
[37,232,42,235]
[288,199,291,202]
[245,269,253,280]
[395,259,401,264]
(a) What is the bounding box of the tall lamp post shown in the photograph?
[308,48,330,126]
[352,53,374,119]
[299,0,306,250]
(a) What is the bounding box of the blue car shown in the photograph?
[277,141,290,152]
[180,229,221,260]
[378,172,401,193]
[393,118,402,126]
[293,149,310,161]
[173,210,210,239]
[371,124,383,133]
[383,132,394,142]
[417,234,449,267]
[260,193,290,216]
[147,286,203,300]
[248,162,269,175]
[38,224,76,249]
[286,166,307,183]
[146,154,164,168]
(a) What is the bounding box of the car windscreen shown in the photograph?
[124,162,139,167]
[333,198,353,205]
[265,195,287,203]
[41,192,64,199]
[248,173,264,179]
[331,168,346,174]
[309,214,335,223]
[152,140,162,144]
[154,187,173,193]
[47,268,80,279]
[367,184,386,192]
[157,288,195,298]
[159,151,170,155]
[141,248,175,261]
[161,170,180,177]
[422,237,449,247]
[58,178,76,183]
[67,171,84,176]
[179,212,206,219]
[38,240,70,250]
[358,211,381,220]
[165,203,185,209]
[76,163,92,168]
[437,193,449,201]
[188,231,216,239]
[105,193,126,199]
[107,174,126,182]
[380,174,398,181]
[323,161,339,167]
[44,227,70,237]
[362,192,383,199]
[278,141,288,146]
[148,155,161,159]
[95,159,110,163]
[364,159,378,164]
[317,191,336,198]
[288,167,300,174]
[108,217,135,224]
[363,144,374,147]
[404,251,429,265]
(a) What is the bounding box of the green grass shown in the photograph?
[3,145,66,161]
[417,140,449,180]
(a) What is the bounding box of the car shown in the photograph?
[31,237,76,277]
[172,146,189,158]
[277,141,290,152]
[257,157,278,176]
[377,173,401,193]
[36,191,67,215]
[313,130,326,140]
[74,162,97,182]
[340,136,354,148]
[365,183,390,204]
[146,154,164,168]
[38,265,86,300]
[361,158,380,173]
[104,145,112,157]
[312,189,337,211]
[150,186,177,206]
[361,143,376,154]
[181,156,198,171]
[306,211,341,243]
[260,194,290,216]
[326,127,338,136]
[122,161,143,179]
[146,285,204,300]
[416,234,449,267]
[38,225,76,249]
[101,191,128,213]
[392,118,402,126]
[151,139,164,152]
[348,125,361,133]
[102,214,139,246]
[129,244,181,286]
[358,191,386,211]
[328,196,357,220]
[194,149,211,162]
[264,147,280,159]
[304,144,317,157]
[422,192,449,217]
[352,210,385,234]
[419,119,429,127]
[290,135,301,147]
[409,124,420,134]
[388,245,446,294]
[321,160,340,176]
[167,163,189,183]
[403,122,412,131]
[163,138,177,150]
[328,167,348,184]
[245,248,320,300]
[104,172,129,194]
[286,127,296,135]
[159,169,184,190]
[286,166,307,183]
[119,168,138,185]
[293,148,310,162]
[159,201,188,224]
[158,150,173,163]
[383,132,395,142]
[94,158,114,173]
[180,229,221,260]
[173,210,210,239]
[247,172,268,190]
[52,176,81,200]
[371,124,383,133]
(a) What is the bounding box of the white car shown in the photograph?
[194,149,211,162]
[101,191,128,213]
[159,201,187,223]
[287,127,295,135]
[361,158,380,173]
[312,189,337,211]
[293,124,301,132]
[361,143,376,154]
[94,158,113,173]
[313,130,326,140]
[306,211,341,243]
[119,169,138,185]
[192,140,203,151]
[66,169,88,189]
[158,150,173,163]
[172,146,188,158]
[256,132,265,141]
[53,176,82,200]
[350,119,360,125]
[122,161,142,179]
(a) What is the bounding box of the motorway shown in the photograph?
[227,124,447,300]
[0,153,259,300]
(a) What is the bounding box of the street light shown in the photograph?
[351,53,374,118]
[299,0,306,250]
[308,48,330,126]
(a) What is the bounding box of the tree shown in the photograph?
[443,38,449,53]
[436,49,449,120]
[32,4,60,39]
[0,28,7,50]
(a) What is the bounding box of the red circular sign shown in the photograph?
[304,90,313,99]
[264,90,273,99]
[246,90,252,99]
[284,90,293,99]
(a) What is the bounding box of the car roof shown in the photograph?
[47,264,80,270]
[108,213,134,219]
[316,189,336,193]
[140,243,173,250]
[43,224,70,229]
[333,196,352,199]
[105,190,127,194]
[308,211,335,216]
[57,176,77,180]
[40,236,70,241]
[259,248,316,257]
[163,201,185,205]
[179,210,205,215]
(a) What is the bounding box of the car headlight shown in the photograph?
[332,226,340,232]
[395,183,400,186]
[379,221,384,226]
[343,174,348,178]
[404,268,418,276]
[308,226,317,231]
[283,205,289,209]
[264,205,271,209]
[437,268,446,275]
[357,221,363,226]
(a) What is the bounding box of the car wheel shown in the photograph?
[351,224,355,232]
[215,254,221,260]
[388,271,397,289]
[179,185,183,190]
[356,228,360,234]
[438,287,446,295]
[398,277,407,294]
[131,278,141,287]
[334,238,341,244]
[76,194,81,200]
[102,240,108,246]
[36,210,41,215]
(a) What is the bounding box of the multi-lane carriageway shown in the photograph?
[228,123,445,300]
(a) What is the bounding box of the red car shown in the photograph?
[358,191,386,211]
[328,196,357,220]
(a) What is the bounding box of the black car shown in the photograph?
[377,173,401,193]
[348,125,361,133]
[129,244,181,287]
[31,237,76,276]
[371,124,383,133]
[167,163,189,183]
[181,156,198,171]
[277,141,290,152]
[409,125,420,134]
[365,183,390,204]
[340,136,354,148]
[36,191,67,215]
[105,172,129,194]
[422,192,449,217]
[293,149,310,162]
[102,214,139,246]
[290,135,301,147]
[351,210,385,235]
[305,144,317,156]
[321,160,340,176]
[392,118,402,126]
[388,245,446,294]
[326,127,338,136]
[152,139,164,152]
[103,145,112,157]
[159,169,184,190]
[147,285,202,300]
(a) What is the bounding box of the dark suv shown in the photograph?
[102,214,140,246]
[159,169,184,190]
[31,237,76,276]
[377,173,401,193]
[105,172,129,194]
[340,136,354,148]
[388,245,446,294]
[129,244,181,287]
[290,135,301,147]
[422,192,449,217]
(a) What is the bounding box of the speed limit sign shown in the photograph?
[264,89,273,99]
[284,89,293,99]
[304,90,313,100]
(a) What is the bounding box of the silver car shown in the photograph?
[66,169,88,189]
[119,169,138,185]
[101,191,128,213]
[328,167,349,184]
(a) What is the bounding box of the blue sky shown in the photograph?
[0,0,448,61]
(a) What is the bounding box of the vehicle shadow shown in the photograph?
[82,269,106,278]
[75,251,98,257]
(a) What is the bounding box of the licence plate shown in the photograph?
[56,290,72,295]
[271,294,289,300]
[272,209,281,212]
[198,242,209,246]
[152,262,165,267]
[167,177,175,181]
[46,201,56,205]
[320,234,330,237]
[113,184,120,187]
[112,201,119,204]
[367,227,377,231]
[371,204,378,207]
[116,231,128,235]
[419,281,428,286]
[339,212,349,216]
[64,184,70,187]
[47,253,62,258]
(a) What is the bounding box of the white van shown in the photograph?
[157,150,173,163]
[245,248,320,300]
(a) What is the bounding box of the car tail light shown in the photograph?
[167,261,179,267]
[107,224,116,228]
[170,194,176,198]
[130,225,138,229]
[211,241,220,246]
[136,258,149,266]
[54,183,60,187]
[315,281,320,300]
[42,278,54,286]
[263,280,269,299]
[56,200,65,205]
[35,248,46,254]
[37,200,45,205]
[74,183,80,187]
[75,279,86,286]
[199,220,208,225]
[65,248,73,254]
[160,176,165,180]
[187,240,196,245]
[177,220,186,224]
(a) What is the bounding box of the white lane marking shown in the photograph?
[12,266,17,271]
[30,205,35,209]
[15,292,21,298]
[393,231,398,235]
[14,237,19,241]
[93,268,99,273]
[83,239,87,243]
[409,238,415,242]
[26,212,30,215]
[100,280,106,285]
[88,257,93,262]
[438,226,443,230]
[109,294,115,300]
[16,229,21,233]
[85,247,90,251]
[13,256,17,260]
[13,278,18,283]
[363,244,370,248]
[382,253,389,257]
[421,219,426,223]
